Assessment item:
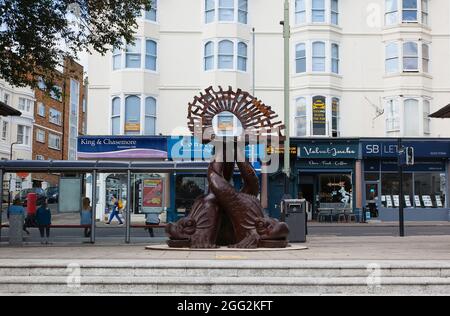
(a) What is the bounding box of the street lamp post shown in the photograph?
[281,0,291,195]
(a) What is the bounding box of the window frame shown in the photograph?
[37,102,46,117]
[145,39,157,71]
[48,133,62,151]
[145,96,157,136]
[403,41,419,72]
[312,41,326,72]
[36,129,46,144]
[294,97,308,137]
[111,97,121,135]
[49,108,62,126]
[331,43,340,74]
[296,43,307,73]
[331,0,339,25]
[385,98,400,134]
[295,0,306,25]
[237,42,248,72]
[2,121,8,141]
[385,42,399,74]
[311,0,326,23]
[218,40,235,70]
[204,41,215,71]
[124,95,142,136]
[143,0,158,22]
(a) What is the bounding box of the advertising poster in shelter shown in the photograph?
[142,178,164,213]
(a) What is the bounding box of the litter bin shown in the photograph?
[8,210,24,246]
[281,199,307,243]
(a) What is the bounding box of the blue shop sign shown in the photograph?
[297,143,359,159]
[168,136,266,161]
[77,136,168,159]
[362,141,450,158]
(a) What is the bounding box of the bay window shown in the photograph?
[145,40,157,71]
[145,0,157,22]
[331,43,339,74]
[332,98,340,137]
[125,96,141,135]
[385,42,399,73]
[423,99,431,134]
[145,97,157,135]
[218,40,234,69]
[204,41,214,71]
[126,39,142,69]
[295,0,306,24]
[238,0,248,24]
[403,0,418,22]
[219,0,234,21]
[403,42,418,71]
[237,42,248,71]
[312,0,325,23]
[331,0,339,25]
[312,41,326,72]
[205,0,215,23]
[295,97,307,137]
[385,0,428,25]
[296,43,306,73]
[111,97,121,135]
[385,99,400,134]
[422,43,430,73]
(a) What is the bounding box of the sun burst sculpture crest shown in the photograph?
[187,86,285,143]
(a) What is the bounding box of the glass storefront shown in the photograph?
[364,170,446,209]
[175,175,208,214]
[318,174,353,208]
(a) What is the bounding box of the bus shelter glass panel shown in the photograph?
[3,172,94,244]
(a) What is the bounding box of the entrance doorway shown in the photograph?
[365,182,379,219]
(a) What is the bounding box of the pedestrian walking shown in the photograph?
[106,195,123,225]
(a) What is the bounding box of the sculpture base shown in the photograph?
[146,244,308,252]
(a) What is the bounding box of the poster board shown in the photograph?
[142,178,165,214]
[386,195,393,208]
[435,195,443,208]
[414,195,422,207]
[422,195,433,207]
[58,177,82,213]
[392,195,400,208]
[404,195,412,208]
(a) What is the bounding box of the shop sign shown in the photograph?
[297,160,354,169]
[297,144,359,159]
[142,178,164,214]
[362,141,450,158]
[77,136,168,159]
[312,96,326,136]
[168,136,265,161]
[266,146,298,155]
[124,123,141,133]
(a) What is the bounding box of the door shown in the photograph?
[268,173,286,219]
[365,182,379,219]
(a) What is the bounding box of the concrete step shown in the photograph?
[1,260,450,295]
[1,276,450,295]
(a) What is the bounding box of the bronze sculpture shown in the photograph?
[166,87,289,249]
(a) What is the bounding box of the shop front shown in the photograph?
[294,140,360,221]
[267,139,360,221]
[361,139,450,221]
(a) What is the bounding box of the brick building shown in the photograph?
[32,58,86,188]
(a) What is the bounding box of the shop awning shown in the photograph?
[429,104,450,118]
[0,101,22,117]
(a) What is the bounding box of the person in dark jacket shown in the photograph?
[36,199,52,244]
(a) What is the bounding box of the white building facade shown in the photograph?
[87,0,450,139]
[0,79,35,192]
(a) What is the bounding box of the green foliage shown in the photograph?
[0,0,152,88]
